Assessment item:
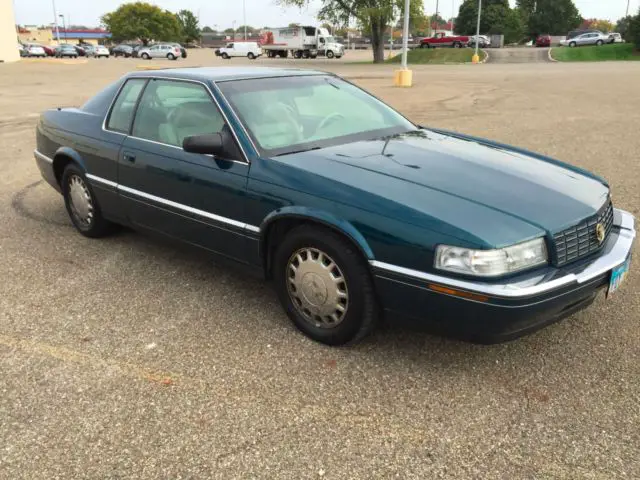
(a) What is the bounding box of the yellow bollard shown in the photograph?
[393,69,413,87]
[472,54,480,64]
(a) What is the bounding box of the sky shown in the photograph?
[14,0,640,30]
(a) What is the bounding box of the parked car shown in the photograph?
[168,43,188,58]
[112,44,134,57]
[567,29,602,40]
[131,45,145,58]
[55,44,78,58]
[138,44,182,60]
[560,32,609,47]
[91,45,110,58]
[608,33,625,44]
[82,45,95,56]
[467,35,490,48]
[535,34,551,47]
[33,67,635,346]
[74,45,87,56]
[218,42,262,59]
[420,32,469,48]
[22,44,46,57]
[33,44,56,56]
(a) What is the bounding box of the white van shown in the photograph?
[218,42,262,60]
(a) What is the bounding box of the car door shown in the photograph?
[117,77,253,261]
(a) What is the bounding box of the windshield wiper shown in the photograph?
[274,146,322,157]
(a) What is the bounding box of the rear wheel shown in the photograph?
[596,40,604,46]
[273,226,378,345]
[302,50,310,58]
[61,164,115,238]
[167,53,176,60]
[294,50,302,59]
[422,43,431,49]
[247,52,255,60]
[453,42,462,48]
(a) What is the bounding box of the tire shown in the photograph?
[453,42,462,48]
[167,53,176,60]
[569,42,576,48]
[596,40,603,46]
[247,52,255,60]
[294,50,302,59]
[422,43,431,49]
[141,53,150,59]
[302,50,310,58]
[273,226,378,345]
[61,164,115,238]
[221,52,229,59]
[326,50,335,58]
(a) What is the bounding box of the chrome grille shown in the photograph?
[553,201,614,267]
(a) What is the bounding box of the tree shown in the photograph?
[177,10,200,43]
[615,16,633,38]
[101,2,182,44]
[526,0,581,35]
[581,18,614,33]
[279,0,424,63]
[223,27,235,33]
[629,8,640,49]
[201,26,214,33]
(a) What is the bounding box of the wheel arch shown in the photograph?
[259,208,375,279]
[52,147,87,186]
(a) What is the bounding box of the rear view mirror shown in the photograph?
[183,133,225,156]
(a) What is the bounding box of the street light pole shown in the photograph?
[472,0,482,63]
[243,0,247,40]
[59,14,67,41]
[400,0,410,69]
[626,0,631,17]
[435,0,440,32]
[51,0,60,43]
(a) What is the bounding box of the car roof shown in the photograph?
[127,67,328,83]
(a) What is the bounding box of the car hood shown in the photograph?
[279,129,609,246]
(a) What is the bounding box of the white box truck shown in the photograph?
[260,26,344,59]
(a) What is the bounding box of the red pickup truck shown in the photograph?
[420,32,470,48]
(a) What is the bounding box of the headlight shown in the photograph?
[434,238,548,277]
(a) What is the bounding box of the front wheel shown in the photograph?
[569,42,577,48]
[61,164,115,238]
[141,53,150,59]
[326,50,335,58]
[273,226,378,345]
[221,52,229,59]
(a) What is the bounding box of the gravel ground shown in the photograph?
[1,51,639,479]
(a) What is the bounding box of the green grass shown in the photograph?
[551,43,640,62]
[385,48,486,64]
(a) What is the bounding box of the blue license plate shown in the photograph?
[608,255,632,297]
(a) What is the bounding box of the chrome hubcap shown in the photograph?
[68,175,93,226]
[286,248,349,328]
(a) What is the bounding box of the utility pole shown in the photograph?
[626,0,631,17]
[435,0,440,32]
[59,14,67,41]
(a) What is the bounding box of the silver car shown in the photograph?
[138,44,182,60]
[561,32,608,47]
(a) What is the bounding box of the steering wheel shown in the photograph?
[316,112,345,132]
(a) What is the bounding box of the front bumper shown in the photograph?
[371,209,636,343]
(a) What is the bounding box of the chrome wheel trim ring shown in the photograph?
[286,247,349,329]
[68,174,94,226]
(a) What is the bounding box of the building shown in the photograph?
[18,27,112,46]
[0,0,19,62]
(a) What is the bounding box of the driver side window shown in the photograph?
[131,79,227,148]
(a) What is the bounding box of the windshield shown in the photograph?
[324,36,336,43]
[217,75,416,157]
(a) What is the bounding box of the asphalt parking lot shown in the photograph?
[1,50,639,478]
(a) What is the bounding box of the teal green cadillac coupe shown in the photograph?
[34,67,635,345]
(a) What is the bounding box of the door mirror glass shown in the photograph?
[183,133,225,156]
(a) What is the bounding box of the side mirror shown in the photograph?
[182,133,225,156]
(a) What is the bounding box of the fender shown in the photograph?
[53,146,88,174]
[259,206,375,260]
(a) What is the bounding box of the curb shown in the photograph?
[548,48,558,62]
[480,49,489,63]
[21,58,88,65]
